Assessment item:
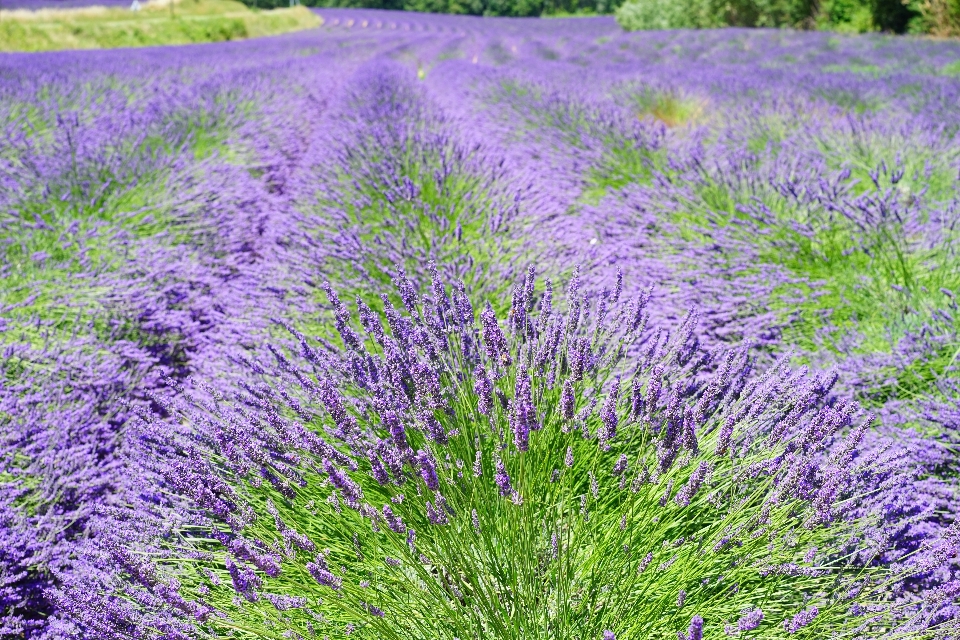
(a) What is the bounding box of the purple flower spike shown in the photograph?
[675,462,709,507]
[475,365,493,416]
[225,557,261,602]
[511,375,537,451]
[393,266,419,314]
[306,556,342,591]
[612,454,628,476]
[323,459,363,509]
[384,411,408,451]
[784,606,818,633]
[323,282,362,352]
[561,380,576,420]
[368,452,390,486]
[452,279,474,325]
[356,296,385,345]
[737,608,763,632]
[684,615,703,640]
[426,496,449,525]
[599,377,620,445]
[646,365,664,415]
[715,415,735,456]
[630,375,645,417]
[494,457,513,497]
[416,450,440,491]
[480,302,512,368]
[382,505,406,534]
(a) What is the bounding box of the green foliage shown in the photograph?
[817,0,876,32]
[616,0,817,30]
[870,0,919,31]
[722,0,818,27]
[239,0,620,17]
[615,0,929,33]
[0,0,321,52]
[907,0,960,36]
[629,87,705,127]
[615,0,713,29]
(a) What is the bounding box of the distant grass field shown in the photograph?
[0,0,321,51]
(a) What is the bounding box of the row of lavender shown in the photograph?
[2,11,959,638]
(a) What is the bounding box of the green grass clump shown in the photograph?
[0,0,321,52]
[630,87,705,128]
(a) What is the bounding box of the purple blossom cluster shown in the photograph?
[2,8,960,639]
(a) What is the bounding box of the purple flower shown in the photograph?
[383,411,408,450]
[480,302,512,368]
[612,454,628,476]
[630,374,645,417]
[322,282,362,352]
[393,266,419,314]
[683,615,703,640]
[356,296,385,345]
[452,279,475,325]
[323,459,363,509]
[382,505,406,533]
[416,450,440,491]
[225,557,261,602]
[715,415,735,456]
[511,375,537,451]
[475,366,493,416]
[368,451,389,485]
[675,462,709,507]
[561,380,576,419]
[494,457,513,497]
[681,408,698,453]
[264,593,307,611]
[419,408,448,445]
[638,552,653,574]
[316,379,360,439]
[426,495,449,525]
[599,377,620,445]
[737,608,763,632]
[646,365,664,414]
[784,606,818,633]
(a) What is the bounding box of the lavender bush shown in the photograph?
[1,10,959,639]
[94,269,932,638]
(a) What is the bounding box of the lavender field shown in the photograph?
[3,10,960,638]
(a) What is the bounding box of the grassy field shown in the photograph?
[0,0,321,51]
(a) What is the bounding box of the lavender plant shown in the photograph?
[103,267,933,639]
[294,61,526,312]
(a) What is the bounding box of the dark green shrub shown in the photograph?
[718,0,818,27]
[617,0,926,32]
[236,0,623,16]
[871,0,919,31]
